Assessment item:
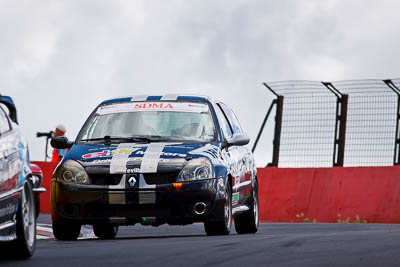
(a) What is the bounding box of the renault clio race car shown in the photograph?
[0,95,37,259]
[51,95,259,240]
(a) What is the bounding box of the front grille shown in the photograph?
[143,173,178,185]
[89,174,123,185]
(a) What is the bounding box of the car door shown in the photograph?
[218,103,253,205]
[213,103,244,207]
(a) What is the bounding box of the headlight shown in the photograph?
[177,158,215,182]
[60,160,89,184]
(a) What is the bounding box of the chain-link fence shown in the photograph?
[266,81,337,167]
[253,79,400,168]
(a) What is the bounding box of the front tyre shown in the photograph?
[204,183,232,236]
[0,182,37,259]
[53,221,81,241]
[234,179,259,234]
[14,181,37,258]
[93,224,119,239]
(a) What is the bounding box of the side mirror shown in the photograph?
[51,136,73,149]
[227,133,250,147]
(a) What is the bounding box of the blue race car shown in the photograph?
[51,95,258,239]
[0,95,37,259]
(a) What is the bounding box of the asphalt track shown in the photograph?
[1,215,400,267]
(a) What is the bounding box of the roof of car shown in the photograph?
[101,94,215,105]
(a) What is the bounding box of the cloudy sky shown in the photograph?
[1,0,399,166]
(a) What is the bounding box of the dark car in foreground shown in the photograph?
[51,95,258,240]
[0,95,36,259]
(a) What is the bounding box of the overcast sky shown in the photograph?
[1,0,399,166]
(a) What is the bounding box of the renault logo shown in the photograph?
[128,177,136,187]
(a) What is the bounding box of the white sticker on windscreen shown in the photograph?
[97,102,209,115]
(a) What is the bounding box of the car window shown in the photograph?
[0,107,11,134]
[214,104,233,139]
[219,103,242,134]
[79,101,216,143]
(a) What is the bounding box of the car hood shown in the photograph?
[65,142,221,174]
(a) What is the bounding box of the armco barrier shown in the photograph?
[33,161,400,223]
[258,166,400,223]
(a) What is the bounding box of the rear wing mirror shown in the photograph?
[51,136,74,149]
[228,133,250,147]
[222,133,250,150]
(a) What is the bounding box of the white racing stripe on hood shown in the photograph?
[139,143,166,173]
[161,94,179,100]
[108,174,127,204]
[110,143,137,174]
[137,143,166,204]
[138,174,156,204]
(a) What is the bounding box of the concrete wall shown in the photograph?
[34,161,400,223]
[258,166,400,223]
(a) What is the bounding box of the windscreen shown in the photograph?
[79,101,216,142]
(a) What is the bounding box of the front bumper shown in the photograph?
[51,176,226,226]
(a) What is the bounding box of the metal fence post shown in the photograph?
[336,94,348,166]
[262,83,284,167]
[271,95,284,166]
[322,82,348,166]
[252,100,277,154]
[383,79,400,165]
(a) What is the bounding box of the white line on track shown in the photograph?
[36,223,96,240]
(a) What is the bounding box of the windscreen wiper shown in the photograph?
[80,135,161,143]
[80,136,128,142]
[158,135,209,142]
[127,135,162,142]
